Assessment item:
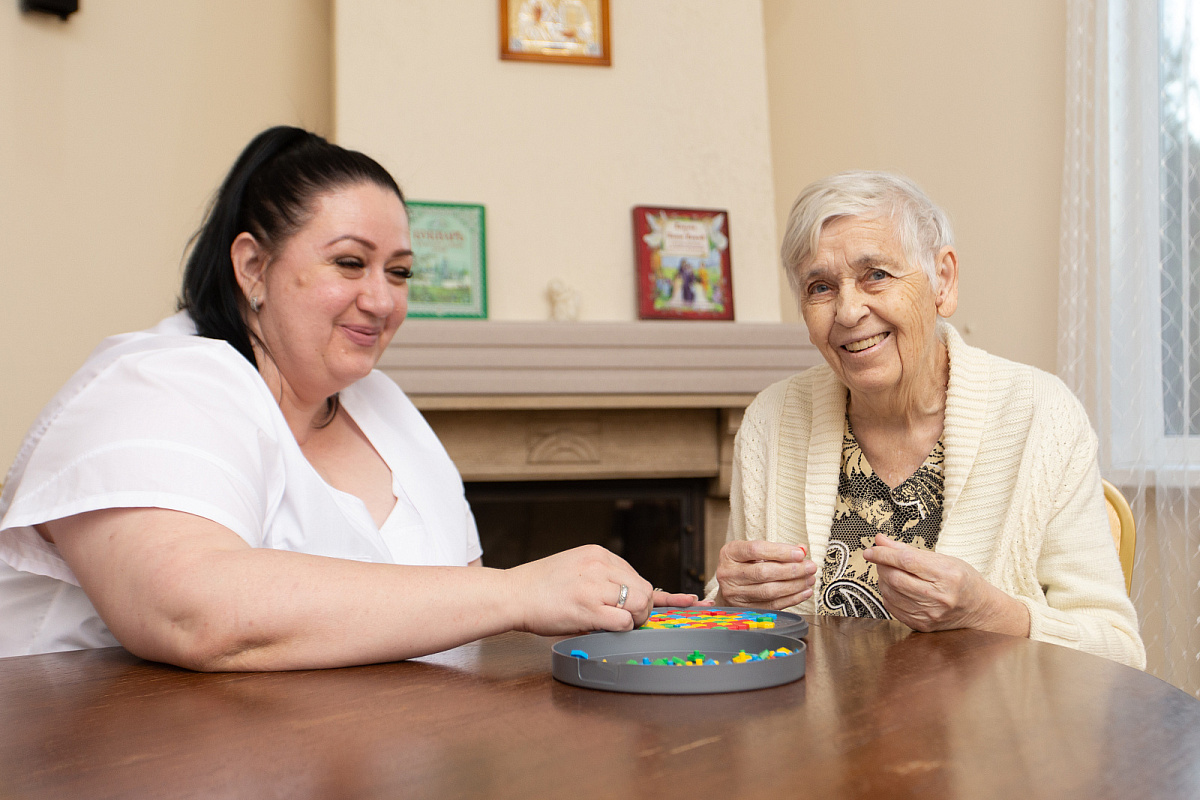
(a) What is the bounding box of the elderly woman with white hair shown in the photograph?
[707,171,1145,668]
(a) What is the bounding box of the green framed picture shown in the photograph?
[406,201,488,319]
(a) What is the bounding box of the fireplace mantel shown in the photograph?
[381,319,821,409]
[382,320,822,578]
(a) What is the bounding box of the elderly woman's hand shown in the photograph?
[715,540,816,610]
[863,534,1030,637]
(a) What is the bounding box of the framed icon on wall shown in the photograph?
[499,0,611,66]
[407,201,488,319]
[633,205,734,321]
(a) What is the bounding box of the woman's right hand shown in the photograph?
[715,539,816,609]
[504,545,655,635]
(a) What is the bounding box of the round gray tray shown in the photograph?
[552,630,806,694]
[639,607,809,640]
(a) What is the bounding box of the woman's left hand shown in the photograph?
[863,534,1030,637]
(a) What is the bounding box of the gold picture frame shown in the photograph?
[499,0,611,67]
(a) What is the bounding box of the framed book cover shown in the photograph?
[499,0,611,67]
[406,202,487,319]
[633,206,734,321]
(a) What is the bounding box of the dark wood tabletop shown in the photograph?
[2,615,1198,800]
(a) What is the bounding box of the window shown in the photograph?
[1106,0,1200,474]
[1158,0,1199,438]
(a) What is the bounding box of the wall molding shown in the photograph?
[382,320,821,404]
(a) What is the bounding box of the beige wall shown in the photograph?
[1,1,1069,472]
[764,0,1066,373]
[334,0,782,324]
[0,1,332,471]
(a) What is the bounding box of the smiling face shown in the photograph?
[797,215,957,407]
[233,182,412,408]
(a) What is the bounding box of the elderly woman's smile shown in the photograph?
[842,332,889,352]
[799,215,955,406]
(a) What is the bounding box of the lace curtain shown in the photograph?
[1061,0,1200,694]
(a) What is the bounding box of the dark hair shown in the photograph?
[178,126,405,367]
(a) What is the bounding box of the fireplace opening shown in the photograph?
[465,478,707,596]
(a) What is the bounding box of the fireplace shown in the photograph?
[381,319,820,583]
[466,478,707,594]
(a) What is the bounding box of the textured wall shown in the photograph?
[763,0,1067,373]
[335,0,782,324]
[0,1,332,471]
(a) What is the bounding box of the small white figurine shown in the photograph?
[548,279,581,321]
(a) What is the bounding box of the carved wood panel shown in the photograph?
[423,408,722,483]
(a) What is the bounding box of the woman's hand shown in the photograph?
[504,545,655,635]
[714,539,816,610]
[863,534,1030,637]
[653,589,711,609]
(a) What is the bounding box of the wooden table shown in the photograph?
[2,616,1198,799]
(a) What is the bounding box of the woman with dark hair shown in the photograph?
[0,127,695,670]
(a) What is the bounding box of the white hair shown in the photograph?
[779,171,954,297]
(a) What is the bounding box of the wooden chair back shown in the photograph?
[1102,479,1136,596]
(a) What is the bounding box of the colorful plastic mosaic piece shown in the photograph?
[638,608,780,631]
[611,645,795,667]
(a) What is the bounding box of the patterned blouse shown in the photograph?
[817,417,945,619]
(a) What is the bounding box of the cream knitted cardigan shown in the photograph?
[707,322,1146,669]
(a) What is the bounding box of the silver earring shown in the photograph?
[250,296,261,313]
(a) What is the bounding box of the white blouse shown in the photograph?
[0,313,481,656]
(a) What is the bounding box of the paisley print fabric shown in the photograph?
[818,417,945,619]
